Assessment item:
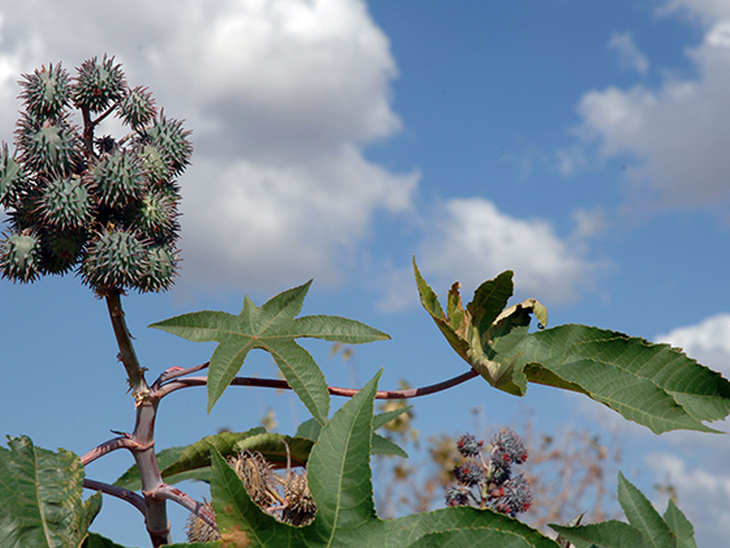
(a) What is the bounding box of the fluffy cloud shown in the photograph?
[0,0,417,291]
[607,31,649,74]
[655,313,730,376]
[572,16,730,209]
[416,198,598,305]
[646,452,730,548]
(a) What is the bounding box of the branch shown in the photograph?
[152,483,218,532]
[80,435,142,466]
[157,369,479,400]
[84,478,146,516]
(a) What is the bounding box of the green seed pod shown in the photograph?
[129,189,179,243]
[136,244,178,292]
[118,85,156,130]
[39,175,94,231]
[92,149,145,208]
[81,229,147,292]
[0,229,42,282]
[40,228,86,274]
[73,55,126,113]
[144,113,192,177]
[19,63,71,120]
[136,143,170,184]
[16,114,79,175]
[0,144,28,207]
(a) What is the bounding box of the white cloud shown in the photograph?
[0,0,417,292]
[657,0,730,23]
[646,452,730,548]
[573,18,730,209]
[608,31,649,74]
[655,313,730,376]
[417,198,598,305]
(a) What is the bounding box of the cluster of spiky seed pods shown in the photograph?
[186,449,316,542]
[446,429,532,517]
[0,55,191,294]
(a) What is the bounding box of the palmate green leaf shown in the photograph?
[209,371,559,548]
[414,260,730,433]
[0,436,99,548]
[150,281,390,423]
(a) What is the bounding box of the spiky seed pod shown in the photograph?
[130,189,179,242]
[39,175,93,230]
[0,144,28,207]
[491,429,528,467]
[281,472,316,526]
[229,451,281,509]
[15,114,79,175]
[72,55,126,113]
[92,149,146,208]
[445,484,471,507]
[144,113,192,177]
[81,229,147,292]
[456,433,484,458]
[453,461,485,487]
[185,502,220,543]
[0,229,42,282]
[136,143,170,184]
[19,64,71,120]
[40,228,86,274]
[492,474,532,517]
[118,86,156,130]
[137,244,178,292]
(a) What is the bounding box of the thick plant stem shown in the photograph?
[105,290,171,546]
[105,289,147,395]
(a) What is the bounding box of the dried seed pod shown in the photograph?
[229,450,282,509]
[185,501,220,543]
[282,471,316,526]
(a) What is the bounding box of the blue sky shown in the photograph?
[2,0,730,545]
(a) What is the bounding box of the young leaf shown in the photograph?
[663,499,698,548]
[159,428,267,479]
[150,281,389,423]
[0,436,97,548]
[617,471,677,548]
[550,520,647,548]
[209,371,560,547]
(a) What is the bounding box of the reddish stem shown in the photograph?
[84,479,147,516]
[156,369,479,400]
